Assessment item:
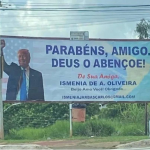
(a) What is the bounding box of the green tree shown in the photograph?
[3,102,101,134]
[3,103,69,134]
[136,18,150,39]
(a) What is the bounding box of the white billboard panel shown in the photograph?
[1,36,150,102]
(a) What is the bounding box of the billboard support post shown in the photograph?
[69,104,72,137]
[145,102,148,135]
[0,38,4,139]
[149,120,150,137]
[0,75,4,139]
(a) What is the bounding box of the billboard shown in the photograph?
[1,35,150,102]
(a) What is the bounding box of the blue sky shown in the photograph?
[1,0,150,39]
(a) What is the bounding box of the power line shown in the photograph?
[0,14,149,19]
[1,12,150,17]
[1,8,150,11]
[0,19,139,33]
[1,4,150,11]
[1,2,150,13]
[0,16,148,25]
[2,2,150,7]
[5,5,150,9]
[0,13,149,24]
[0,2,147,35]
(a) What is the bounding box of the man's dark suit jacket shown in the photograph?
[4,61,44,101]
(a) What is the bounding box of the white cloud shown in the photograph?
[0,0,150,39]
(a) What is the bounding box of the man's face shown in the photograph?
[18,50,30,68]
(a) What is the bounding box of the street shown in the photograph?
[52,146,150,150]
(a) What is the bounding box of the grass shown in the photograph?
[5,120,70,140]
[73,119,115,136]
[0,139,36,144]
[4,119,146,141]
[44,120,69,138]
[0,136,149,145]
[5,120,115,140]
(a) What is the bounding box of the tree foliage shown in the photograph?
[136,18,150,39]
[3,103,69,134]
[3,102,101,134]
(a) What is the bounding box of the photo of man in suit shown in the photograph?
[1,39,44,101]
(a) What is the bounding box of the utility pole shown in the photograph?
[0,37,4,139]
